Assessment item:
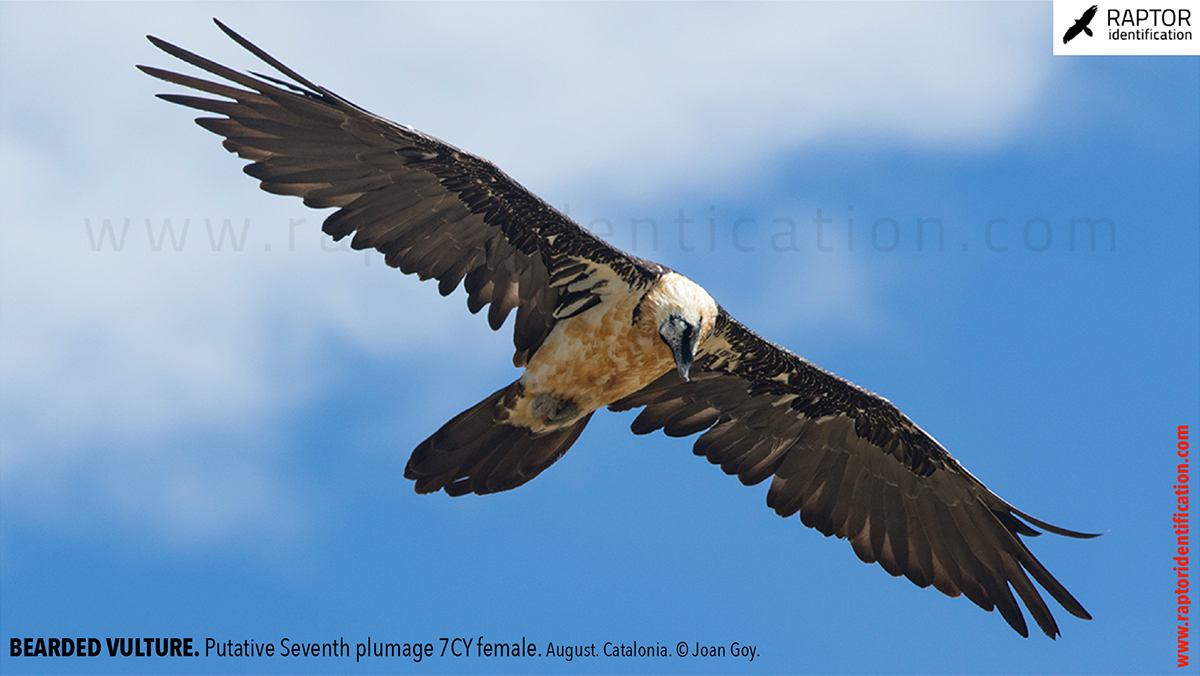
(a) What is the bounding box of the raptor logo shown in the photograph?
[1063,4,1100,43]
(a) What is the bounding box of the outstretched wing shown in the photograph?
[611,309,1097,639]
[139,20,658,366]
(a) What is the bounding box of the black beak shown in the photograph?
[670,340,694,382]
[660,315,696,382]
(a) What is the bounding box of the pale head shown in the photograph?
[647,272,719,381]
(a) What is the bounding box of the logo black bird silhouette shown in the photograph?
[1063,5,1099,43]
[140,19,1100,639]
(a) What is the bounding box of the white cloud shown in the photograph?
[0,2,1057,546]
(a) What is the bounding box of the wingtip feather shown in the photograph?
[1011,507,1104,539]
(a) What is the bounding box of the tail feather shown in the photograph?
[404,382,593,496]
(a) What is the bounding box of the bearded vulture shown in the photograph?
[140,19,1098,639]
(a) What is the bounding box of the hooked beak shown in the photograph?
[660,315,696,382]
[671,340,694,382]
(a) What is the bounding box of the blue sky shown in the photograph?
[1,2,1197,674]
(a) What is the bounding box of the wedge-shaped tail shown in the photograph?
[405,382,594,496]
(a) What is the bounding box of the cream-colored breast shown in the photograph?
[506,271,716,434]
[510,292,669,431]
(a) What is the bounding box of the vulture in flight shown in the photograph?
[140,19,1098,639]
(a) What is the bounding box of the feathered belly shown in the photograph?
[507,292,671,433]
